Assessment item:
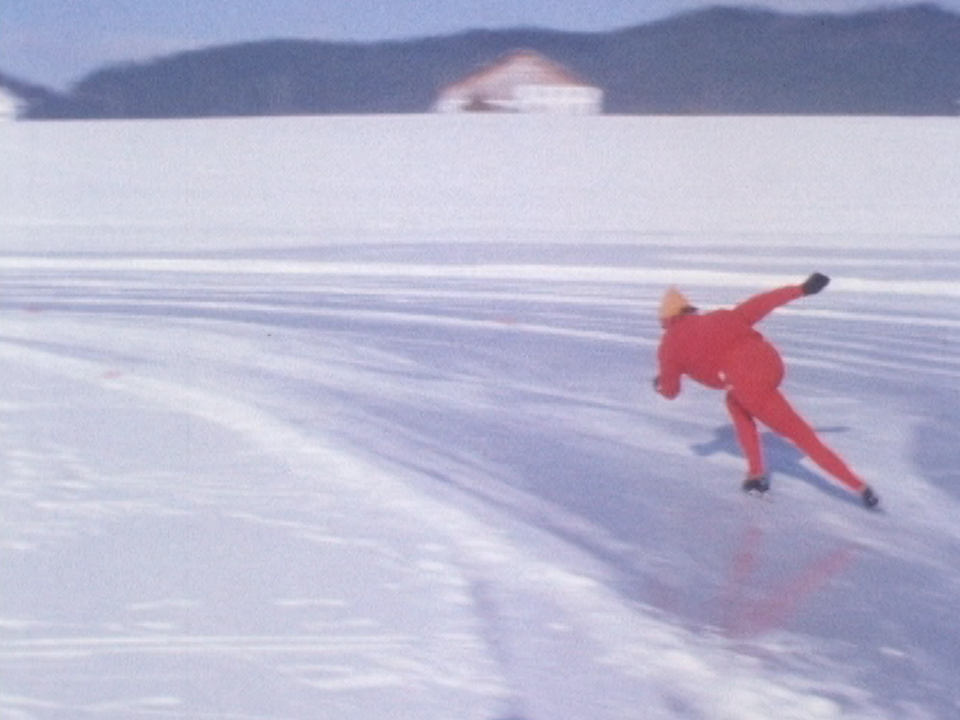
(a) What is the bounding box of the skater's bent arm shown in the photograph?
[657,378,680,399]
[656,347,682,399]
[734,286,803,326]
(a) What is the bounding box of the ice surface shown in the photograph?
[1,116,959,719]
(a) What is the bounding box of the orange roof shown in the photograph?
[439,50,594,101]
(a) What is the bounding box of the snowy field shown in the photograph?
[1,116,959,720]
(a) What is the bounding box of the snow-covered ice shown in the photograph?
[1,116,959,719]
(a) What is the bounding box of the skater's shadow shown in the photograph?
[691,425,856,504]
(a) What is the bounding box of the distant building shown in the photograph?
[0,86,24,120]
[433,50,603,115]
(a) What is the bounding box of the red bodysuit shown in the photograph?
[657,286,865,491]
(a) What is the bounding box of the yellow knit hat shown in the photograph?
[659,286,693,323]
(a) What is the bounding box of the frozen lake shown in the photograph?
[1,116,959,719]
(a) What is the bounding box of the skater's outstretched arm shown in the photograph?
[733,286,802,326]
[733,274,829,326]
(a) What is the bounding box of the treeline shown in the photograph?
[13,4,960,118]
[0,71,59,109]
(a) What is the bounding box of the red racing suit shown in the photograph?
[656,286,865,491]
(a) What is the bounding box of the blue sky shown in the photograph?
[2,0,958,89]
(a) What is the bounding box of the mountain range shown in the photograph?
[4,3,960,118]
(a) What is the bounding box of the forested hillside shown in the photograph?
[12,4,960,118]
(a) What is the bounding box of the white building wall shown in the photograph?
[432,96,463,113]
[0,87,23,120]
[514,85,604,115]
[434,85,604,115]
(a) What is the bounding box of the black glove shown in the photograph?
[653,376,661,392]
[801,272,830,296]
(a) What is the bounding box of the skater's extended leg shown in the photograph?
[746,389,866,492]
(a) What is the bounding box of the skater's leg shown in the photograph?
[725,391,764,477]
[746,389,866,492]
